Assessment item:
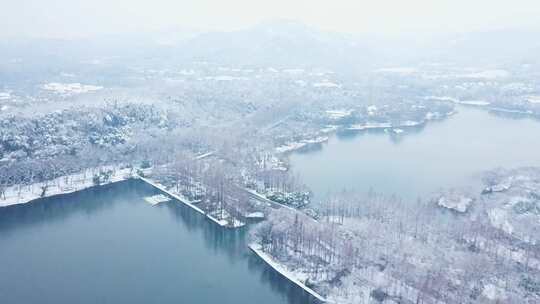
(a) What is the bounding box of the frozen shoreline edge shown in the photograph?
[137,176,245,228]
[0,168,134,208]
[1,172,327,301]
[0,173,244,228]
[249,243,329,303]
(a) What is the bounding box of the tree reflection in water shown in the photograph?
[0,179,320,304]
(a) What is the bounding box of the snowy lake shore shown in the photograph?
[138,176,245,228]
[0,168,244,228]
[0,166,135,208]
[0,166,329,301]
[249,243,329,303]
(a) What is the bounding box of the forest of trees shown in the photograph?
[251,182,540,303]
[2,60,539,303]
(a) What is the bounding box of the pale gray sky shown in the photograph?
[2,0,540,38]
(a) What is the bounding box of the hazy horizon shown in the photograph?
[3,0,540,39]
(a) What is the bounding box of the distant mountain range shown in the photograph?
[167,20,375,68]
[1,20,539,73]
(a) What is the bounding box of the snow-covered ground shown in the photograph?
[313,81,340,88]
[367,105,377,115]
[143,194,171,206]
[375,67,417,75]
[489,107,533,115]
[488,208,514,234]
[139,176,245,228]
[275,142,307,153]
[460,69,510,79]
[282,68,304,75]
[527,95,540,104]
[0,166,134,208]
[1,166,244,228]
[243,188,297,212]
[325,109,352,119]
[245,211,265,219]
[482,283,508,301]
[249,244,329,303]
[204,75,248,81]
[458,100,491,106]
[442,167,540,243]
[41,82,103,95]
[275,136,328,153]
[348,122,392,130]
[194,151,215,160]
[0,92,11,100]
[426,95,490,106]
[252,167,540,303]
[320,125,338,133]
[436,191,474,213]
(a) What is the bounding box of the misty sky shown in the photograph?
[2,0,540,38]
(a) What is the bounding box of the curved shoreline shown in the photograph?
[1,173,326,303]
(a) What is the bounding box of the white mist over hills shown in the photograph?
[3,0,540,39]
[1,20,539,74]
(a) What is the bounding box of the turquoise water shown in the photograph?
[290,107,540,202]
[0,180,318,304]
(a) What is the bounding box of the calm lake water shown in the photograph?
[2,106,539,304]
[290,106,540,202]
[0,180,318,304]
